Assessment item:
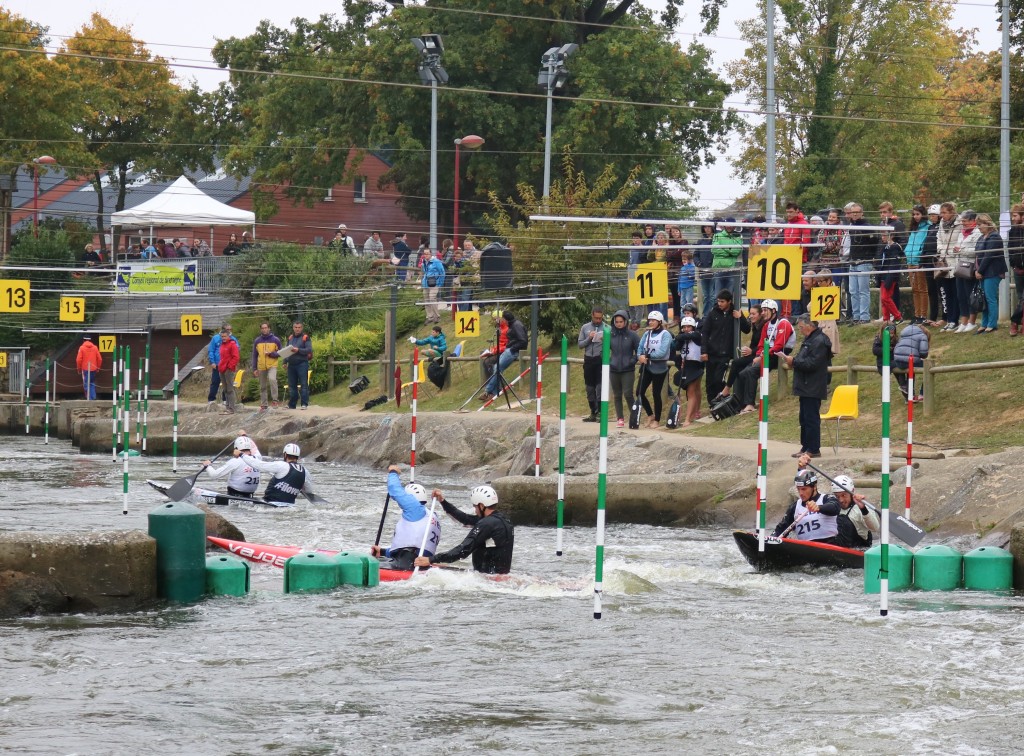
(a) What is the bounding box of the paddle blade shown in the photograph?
[890,514,926,547]
[165,474,199,502]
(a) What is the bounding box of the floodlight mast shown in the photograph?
[412,34,449,250]
[538,43,578,201]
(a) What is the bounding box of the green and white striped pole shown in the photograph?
[122,346,131,515]
[134,357,143,445]
[880,327,892,616]
[593,324,611,619]
[172,346,180,472]
[142,344,150,454]
[756,322,774,549]
[111,345,120,462]
[43,357,50,445]
[556,335,567,556]
[24,360,30,434]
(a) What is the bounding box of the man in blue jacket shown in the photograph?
[207,323,240,407]
[284,321,314,410]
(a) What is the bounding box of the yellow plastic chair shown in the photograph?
[820,385,859,453]
[401,359,433,401]
[233,369,245,388]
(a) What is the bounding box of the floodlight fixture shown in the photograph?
[412,34,448,85]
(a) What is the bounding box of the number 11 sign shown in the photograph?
[627,262,669,306]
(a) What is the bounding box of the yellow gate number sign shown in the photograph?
[0,279,30,313]
[746,245,803,301]
[628,262,669,306]
[59,296,86,322]
[810,286,841,321]
[181,314,203,336]
[0,352,7,369]
[455,312,480,338]
[99,335,116,353]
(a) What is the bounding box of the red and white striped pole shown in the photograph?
[409,347,419,482]
[905,356,914,520]
[534,352,543,477]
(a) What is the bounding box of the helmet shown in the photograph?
[283,443,301,457]
[928,204,941,215]
[794,470,817,487]
[646,311,665,323]
[470,485,499,509]
[682,302,699,313]
[405,483,428,503]
[761,298,779,312]
[234,436,253,451]
[831,474,854,494]
[680,316,697,328]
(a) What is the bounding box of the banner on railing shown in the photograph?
[116,263,197,294]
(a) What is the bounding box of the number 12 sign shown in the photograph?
[746,245,802,301]
[810,286,841,321]
[628,263,669,306]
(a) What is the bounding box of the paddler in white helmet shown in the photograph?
[770,453,840,543]
[414,484,514,574]
[832,475,880,548]
[244,442,313,505]
[200,435,261,497]
[371,464,442,571]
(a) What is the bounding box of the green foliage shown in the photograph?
[7,229,74,286]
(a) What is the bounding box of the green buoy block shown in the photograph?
[206,555,250,597]
[334,552,381,587]
[963,546,1013,591]
[148,501,207,603]
[913,544,963,591]
[118,449,141,458]
[863,544,913,594]
[283,552,340,594]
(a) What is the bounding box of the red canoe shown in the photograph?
[207,536,421,582]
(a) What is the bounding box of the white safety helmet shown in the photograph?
[470,485,499,509]
[761,298,779,312]
[234,436,254,451]
[646,311,665,323]
[283,443,301,458]
[831,474,854,494]
[405,483,428,503]
[680,316,697,328]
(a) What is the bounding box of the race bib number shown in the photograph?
[795,519,822,538]
[810,286,840,321]
[746,245,802,300]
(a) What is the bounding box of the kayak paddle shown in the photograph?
[165,440,236,502]
[412,496,438,575]
[373,493,391,549]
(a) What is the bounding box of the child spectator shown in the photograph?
[677,252,696,311]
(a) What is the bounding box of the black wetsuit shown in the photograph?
[430,499,514,574]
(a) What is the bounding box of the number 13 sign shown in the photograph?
[746,245,802,301]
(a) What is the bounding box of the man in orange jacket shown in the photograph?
[76,336,102,400]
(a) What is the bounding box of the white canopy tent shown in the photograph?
[110,176,255,242]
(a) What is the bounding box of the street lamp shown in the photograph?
[412,34,448,252]
[537,43,579,200]
[32,155,57,237]
[453,134,484,251]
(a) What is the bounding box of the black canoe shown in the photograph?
[147,480,291,508]
[733,530,865,571]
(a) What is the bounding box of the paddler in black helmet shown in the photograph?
[244,442,314,504]
[414,485,514,574]
[770,454,840,543]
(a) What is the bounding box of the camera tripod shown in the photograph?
[454,319,526,413]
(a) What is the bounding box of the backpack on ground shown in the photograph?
[710,393,741,421]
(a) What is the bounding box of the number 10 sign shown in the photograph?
[745,245,802,301]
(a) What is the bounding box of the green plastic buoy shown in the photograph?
[864,544,913,594]
[334,552,382,587]
[148,501,206,603]
[206,555,250,597]
[913,544,963,591]
[118,449,141,458]
[283,552,340,593]
[963,546,1013,591]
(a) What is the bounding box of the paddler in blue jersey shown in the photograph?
[771,455,840,543]
[245,442,314,505]
[414,485,514,574]
[371,465,442,571]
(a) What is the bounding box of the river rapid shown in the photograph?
[2,436,1024,755]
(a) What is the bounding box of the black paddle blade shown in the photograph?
[166,474,200,502]
[889,513,926,547]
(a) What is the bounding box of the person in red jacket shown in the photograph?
[218,328,240,414]
[75,335,103,400]
[782,201,812,318]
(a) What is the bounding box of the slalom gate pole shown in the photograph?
[24,361,30,434]
[172,347,179,472]
[594,325,611,619]
[122,346,131,515]
[44,358,50,445]
[756,325,773,550]
[905,356,914,520]
[410,347,419,482]
[135,357,143,445]
[111,346,120,462]
[534,349,543,477]
[142,344,150,453]
[115,346,124,456]
[880,327,892,617]
[556,336,567,556]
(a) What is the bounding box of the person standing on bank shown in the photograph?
[700,289,749,406]
[420,248,446,324]
[481,311,528,402]
[578,307,605,422]
[371,465,442,571]
[251,321,282,410]
[246,442,314,505]
[781,314,831,458]
[218,327,240,415]
[608,309,639,428]
[636,310,673,429]
[207,324,238,407]
[285,321,313,410]
[413,485,514,574]
[76,335,102,400]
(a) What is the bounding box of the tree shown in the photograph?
[60,14,213,253]
[0,10,87,256]
[211,1,733,231]
[727,0,965,211]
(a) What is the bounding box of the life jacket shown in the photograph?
[791,494,839,541]
[389,510,441,556]
[264,463,306,503]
